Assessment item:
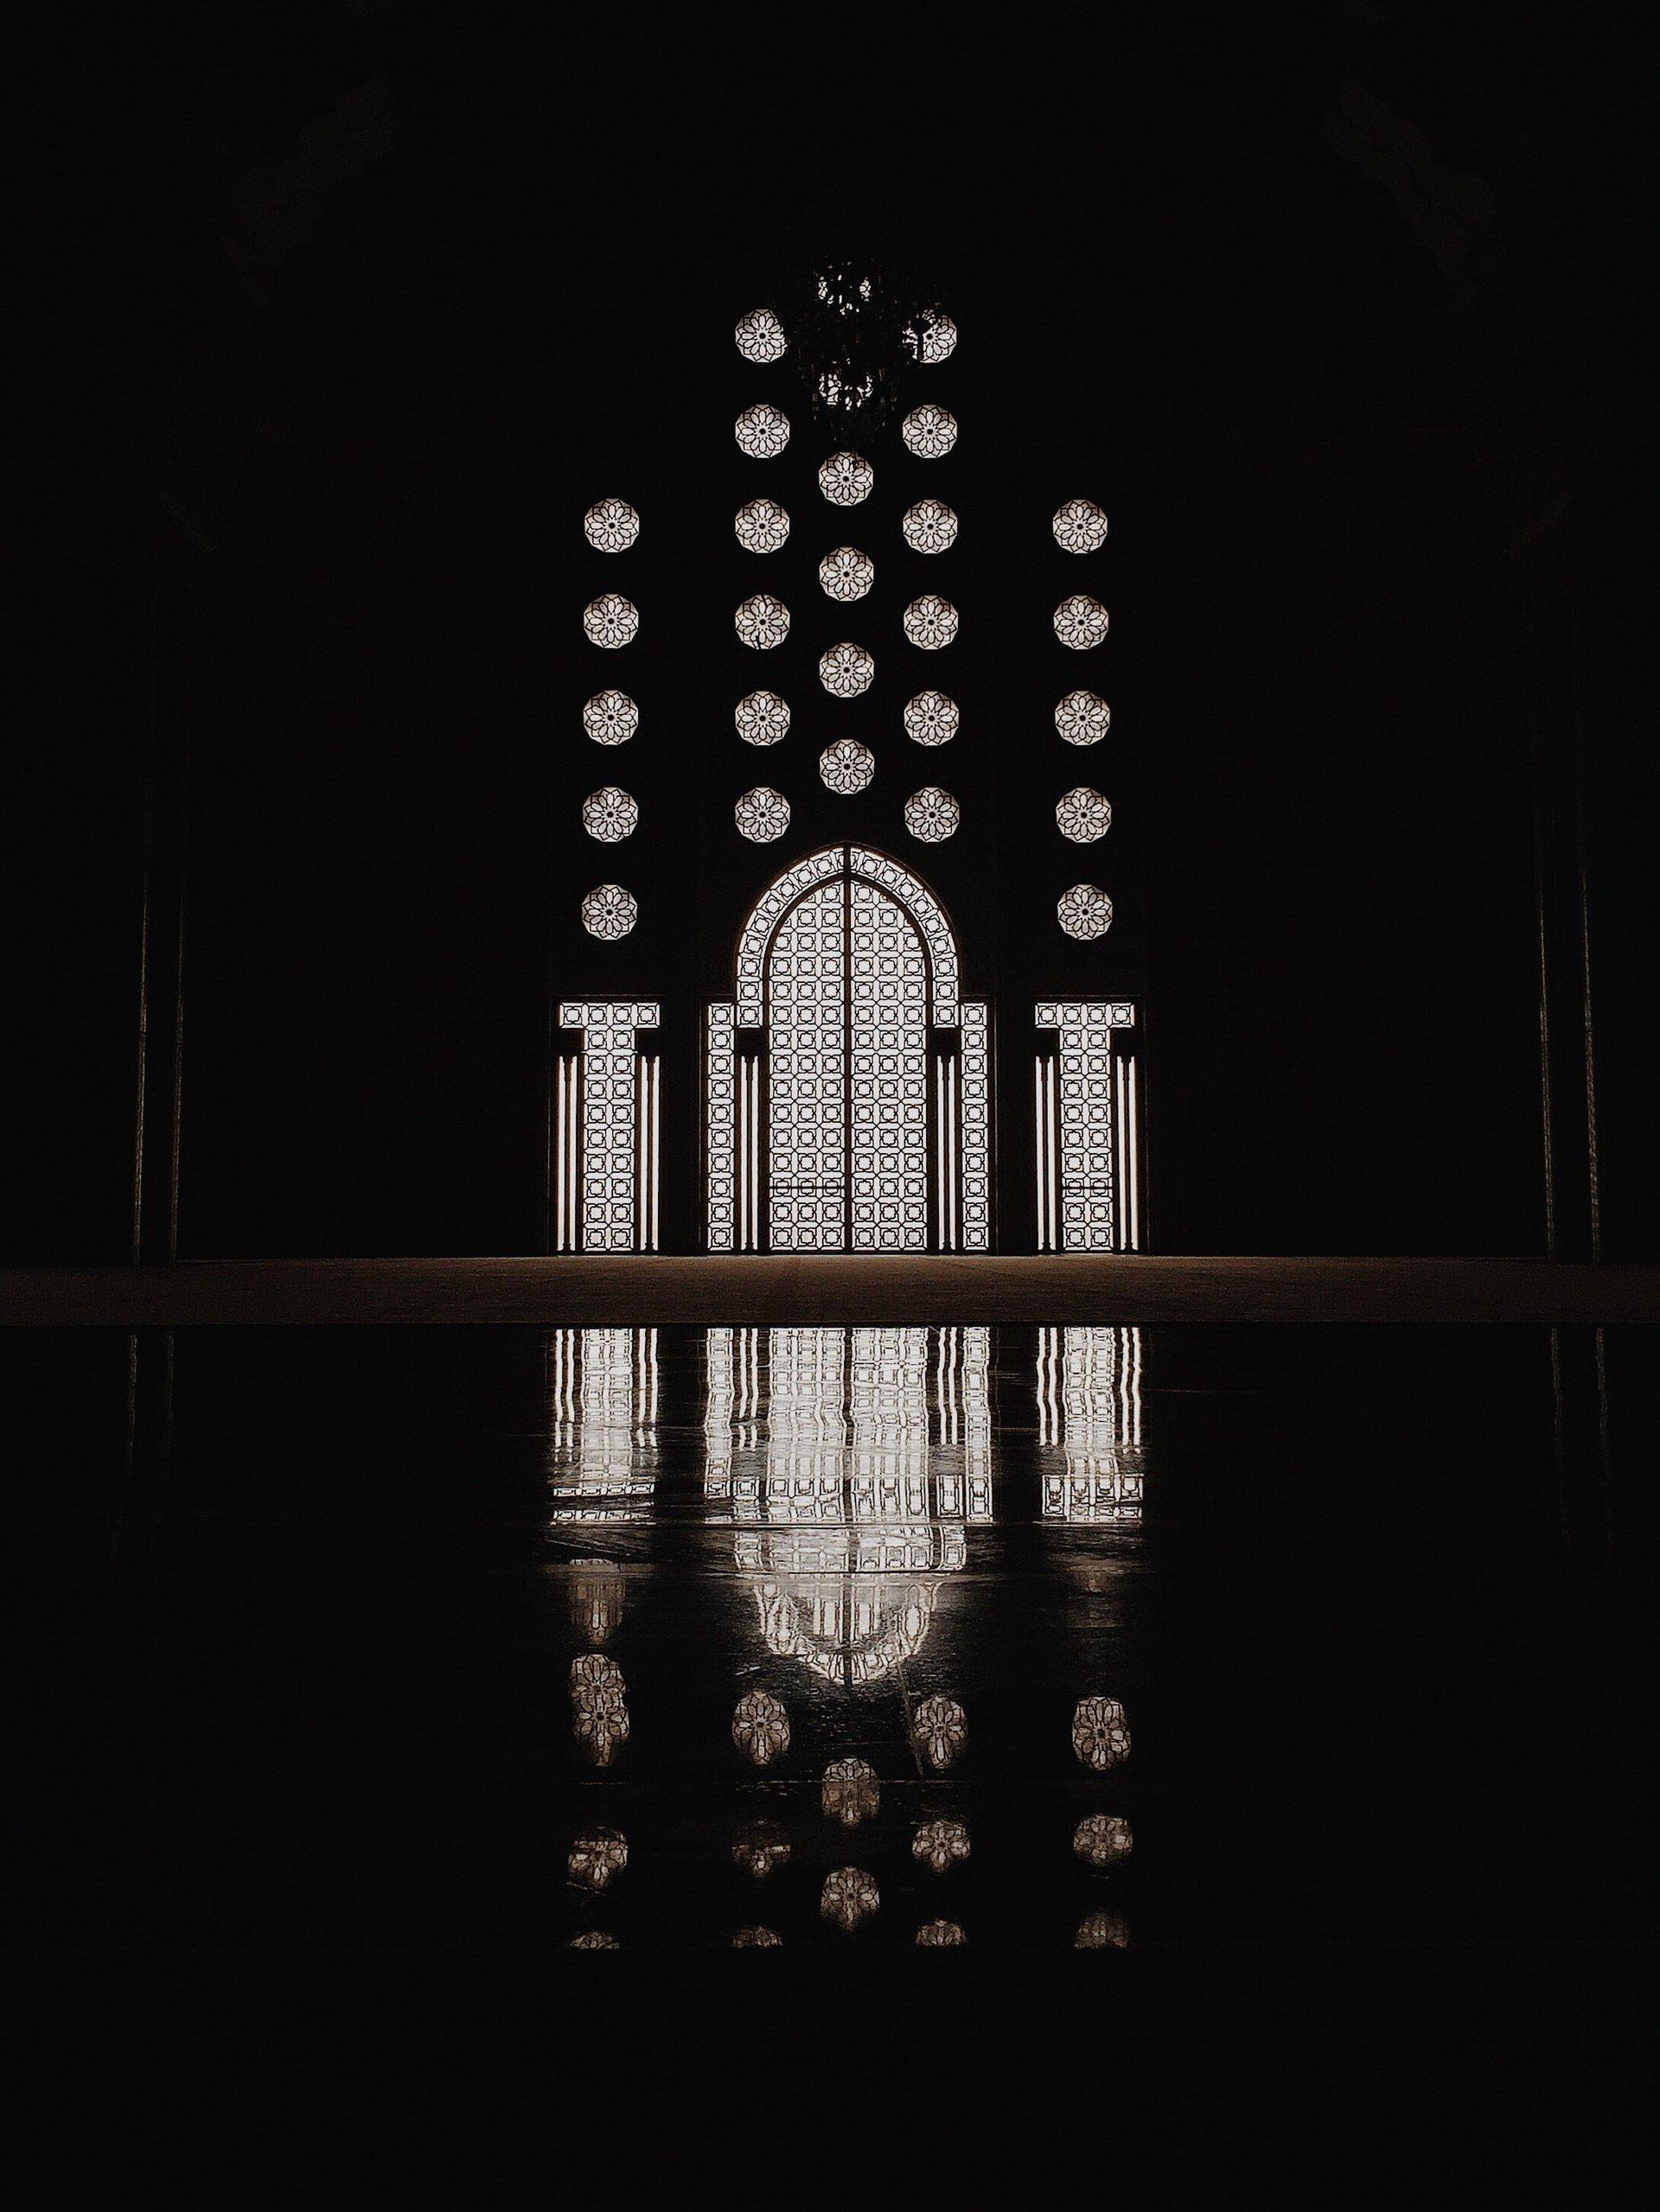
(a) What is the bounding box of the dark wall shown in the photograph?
[8,8,1654,1262]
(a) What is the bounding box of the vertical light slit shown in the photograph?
[1114,1055,1128,1251]
[1034,1057,1046,1252]
[1127,1056,1140,1251]
[555,1058,567,1253]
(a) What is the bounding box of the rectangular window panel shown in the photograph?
[1035,999,1135,1253]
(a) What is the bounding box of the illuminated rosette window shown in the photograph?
[901,404,958,458]
[734,402,790,458]
[818,450,874,506]
[734,305,788,362]
[1056,786,1112,843]
[915,1919,966,1946]
[583,497,640,552]
[734,593,789,649]
[903,689,958,745]
[1056,688,1110,746]
[579,883,637,941]
[1051,497,1108,553]
[1054,593,1109,649]
[1073,1814,1133,1871]
[1071,1694,1132,1771]
[903,594,959,649]
[734,497,789,553]
[818,545,874,602]
[582,593,638,648]
[905,308,958,364]
[735,689,789,745]
[820,738,875,794]
[734,786,790,843]
[581,785,638,843]
[582,689,637,746]
[1057,883,1113,941]
[901,499,958,553]
[819,642,875,698]
[903,786,960,843]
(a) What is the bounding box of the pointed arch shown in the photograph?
[733,844,961,1027]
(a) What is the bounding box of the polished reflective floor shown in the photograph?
[4,1321,1655,2167]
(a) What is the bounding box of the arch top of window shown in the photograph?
[732,841,961,1029]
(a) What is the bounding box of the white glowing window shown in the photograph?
[584,498,640,552]
[582,786,637,843]
[902,405,958,458]
[557,1001,661,1253]
[1051,498,1108,553]
[819,451,874,506]
[820,642,875,698]
[735,786,790,842]
[820,546,875,602]
[903,595,959,649]
[735,306,788,362]
[583,594,638,648]
[734,403,790,457]
[1057,786,1112,843]
[735,497,789,552]
[959,1004,991,1252]
[767,880,847,1253]
[906,309,958,364]
[820,738,874,794]
[1035,1000,1136,1253]
[1056,689,1110,746]
[1057,883,1113,940]
[735,593,789,648]
[903,690,958,745]
[1053,594,1108,649]
[583,689,637,746]
[580,883,637,940]
[706,1004,737,1252]
[736,689,789,745]
[903,787,959,842]
[901,500,958,553]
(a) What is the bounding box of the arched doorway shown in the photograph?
[706,845,990,1253]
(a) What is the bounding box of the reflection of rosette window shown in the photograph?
[568,1826,629,1891]
[569,1652,629,1767]
[704,1325,993,1688]
[911,1818,971,1875]
[820,1867,880,1932]
[820,1756,880,1827]
[912,1694,967,1769]
[1073,1813,1133,1872]
[732,1926,782,1947]
[1036,1325,1144,1524]
[547,1327,659,1524]
[731,1820,790,1877]
[1071,1693,1131,1771]
[731,1689,789,1767]
[916,1918,966,1946]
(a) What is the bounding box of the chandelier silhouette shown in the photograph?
[769,258,952,441]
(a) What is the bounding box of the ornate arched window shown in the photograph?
[560,271,1144,1254]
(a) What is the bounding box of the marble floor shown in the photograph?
[4,1319,1653,2176]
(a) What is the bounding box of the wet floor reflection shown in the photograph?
[548,1324,1145,1949]
[7,1317,1639,1975]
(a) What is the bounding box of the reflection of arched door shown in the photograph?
[707,845,990,1255]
